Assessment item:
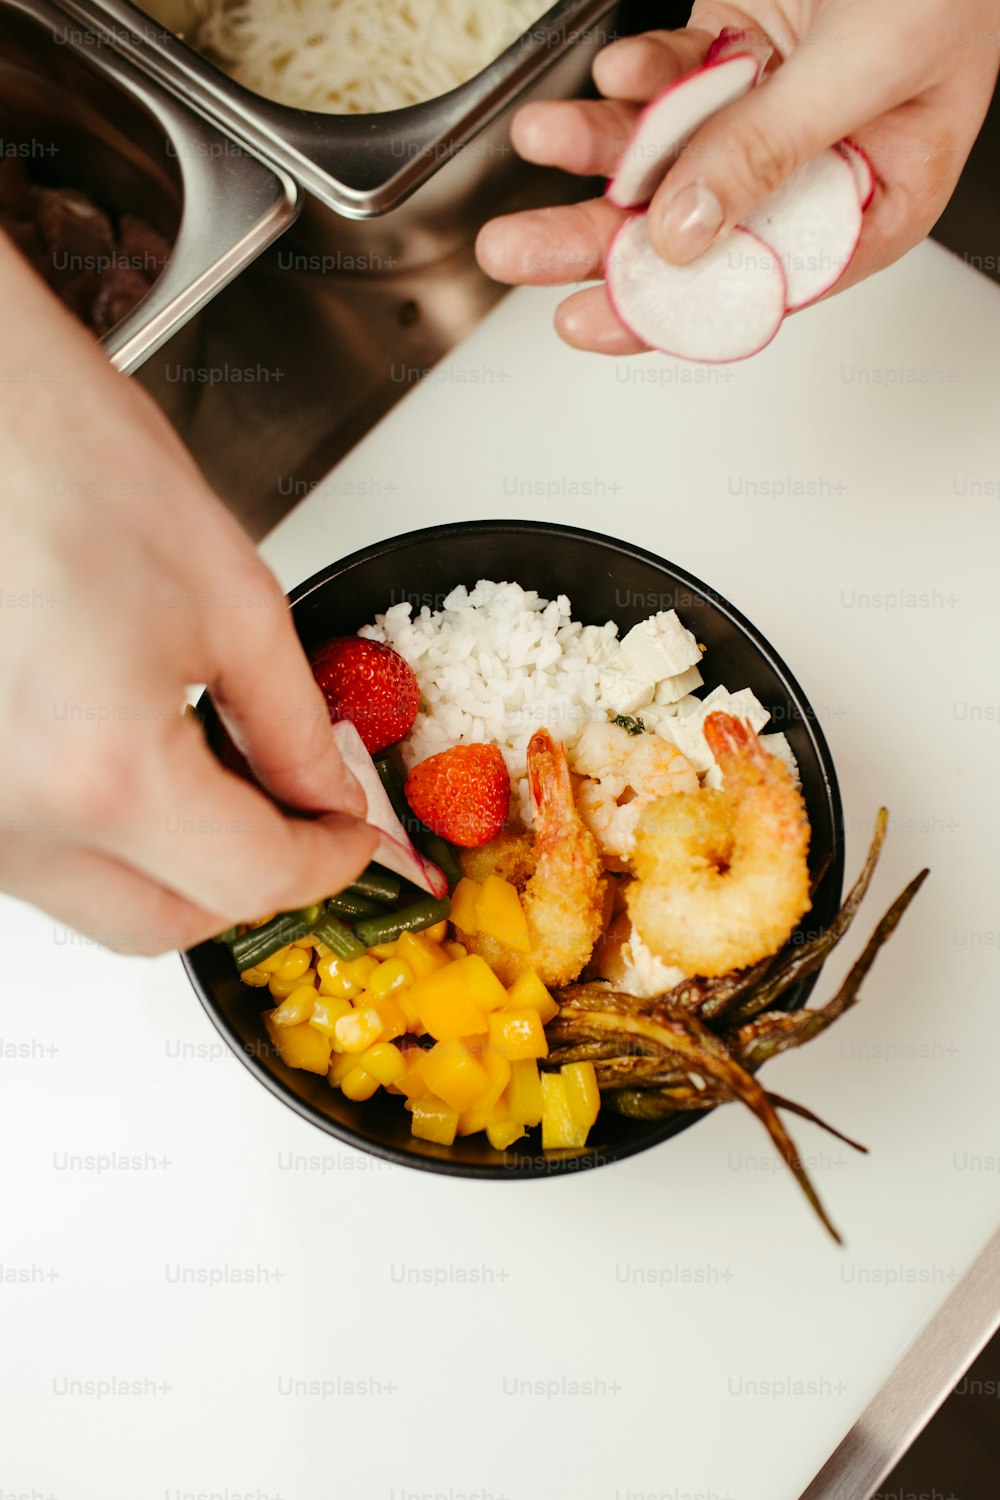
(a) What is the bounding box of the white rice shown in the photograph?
[360,580,622,824]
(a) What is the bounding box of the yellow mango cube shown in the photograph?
[457,1098,510,1137]
[562,1062,601,1130]
[368,958,414,998]
[310,995,353,1037]
[506,969,559,1025]
[487,1118,527,1151]
[409,956,504,1039]
[394,930,450,979]
[506,1059,544,1126]
[409,1097,459,1146]
[450,878,482,935]
[470,1044,511,1113]
[396,1047,430,1101]
[488,1007,548,1062]
[475,875,530,952]
[264,1012,332,1075]
[418,1040,491,1113]
[333,1005,383,1055]
[541,1073,589,1149]
[359,1042,407,1087]
[341,1064,379,1102]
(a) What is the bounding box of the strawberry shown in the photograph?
[405,744,510,848]
[309,636,419,755]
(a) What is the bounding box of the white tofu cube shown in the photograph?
[660,711,715,773]
[657,684,770,774]
[761,731,801,784]
[703,763,725,790]
[599,663,656,716]
[618,610,702,681]
[654,663,705,705]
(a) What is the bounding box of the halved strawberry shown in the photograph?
[405,745,510,848]
[309,636,419,756]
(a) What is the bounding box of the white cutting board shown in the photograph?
[2,240,999,1500]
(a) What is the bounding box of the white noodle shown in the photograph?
[143,0,551,113]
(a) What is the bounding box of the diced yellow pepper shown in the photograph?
[270,984,319,1027]
[418,1040,491,1113]
[333,1005,383,1055]
[409,956,504,1039]
[368,993,408,1042]
[541,1073,589,1149]
[457,1098,510,1136]
[239,966,270,988]
[410,1096,459,1146]
[562,1062,601,1130]
[367,941,397,960]
[341,1064,380,1102]
[394,930,450,979]
[488,1007,548,1061]
[359,1042,407,1087]
[506,1059,544,1126]
[450,878,482,935]
[396,1047,430,1101]
[268,968,317,1000]
[424,919,449,943]
[475,875,530,952]
[328,1052,357,1088]
[368,958,414,998]
[443,941,467,961]
[487,1118,527,1151]
[264,1012,332,1075]
[506,969,559,1024]
[310,994,353,1037]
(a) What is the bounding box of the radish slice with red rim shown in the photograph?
[704,25,774,73]
[607,53,761,210]
[838,138,876,211]
[330,721,448,899]
[741,148,863,310]
[606,218,787,363]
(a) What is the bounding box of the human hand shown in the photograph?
[477,0,1000,352]
[0,234,377,954]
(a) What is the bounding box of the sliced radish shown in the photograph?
[606,218,786,363]
[838,137,876,211]
[741,148,862,310]
[330,720,447,899]
[704,25,774,74]
[608,54,760,210]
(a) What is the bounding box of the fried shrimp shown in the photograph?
[627,713,811,978]
[573,720,699,866]
[458,728,608,987]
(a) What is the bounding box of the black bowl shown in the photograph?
[183,521,844,1178]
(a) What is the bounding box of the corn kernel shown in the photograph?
[395,930,450,979]
[562,1062,601,1131]
[424,919,449,943]
[488,1007,548,1061]
[328,1052,357,1088]
[475,875,530,952]
[310,995,353,1037]
[410,1097,459,1146]
[443,941,468,961]
[368,993,408,1042]
[270,984,319,1027]
[368,958,414,998]
[292,933,318,950]
[541,1073,589,1149]
[271,946,312,982]
[239,966,270,988]
[487,1118,527,1151]
[506,1059,544,1126]
[268,968,318,1000]
[450,878,482,935]
[418,1039,490,1113]
[506,970,559,1024]
[359,1042,407,1087]
[264,1012,331,1075]
[334,1005,383,1054]
[250,913,276,928]
[344,955,380,988]
[341,1064,380,1102]
[367,941,397,960]
[258,943,292,975]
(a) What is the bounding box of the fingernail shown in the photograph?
[655,183,725,264]
[342,770,368,821]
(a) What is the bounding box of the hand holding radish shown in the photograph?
[477,0,1000,356]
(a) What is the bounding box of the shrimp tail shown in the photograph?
[527,727,568,827]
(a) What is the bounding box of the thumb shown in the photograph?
[646,8,907,264]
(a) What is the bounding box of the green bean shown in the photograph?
[325,891,386,920]
[374,755,412,825]
[348,867,402,905]
[353,896,452,949]
[229,904,323,972]
[418,832,463,889]
[211,925,241,946]
[312,909,367,962]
